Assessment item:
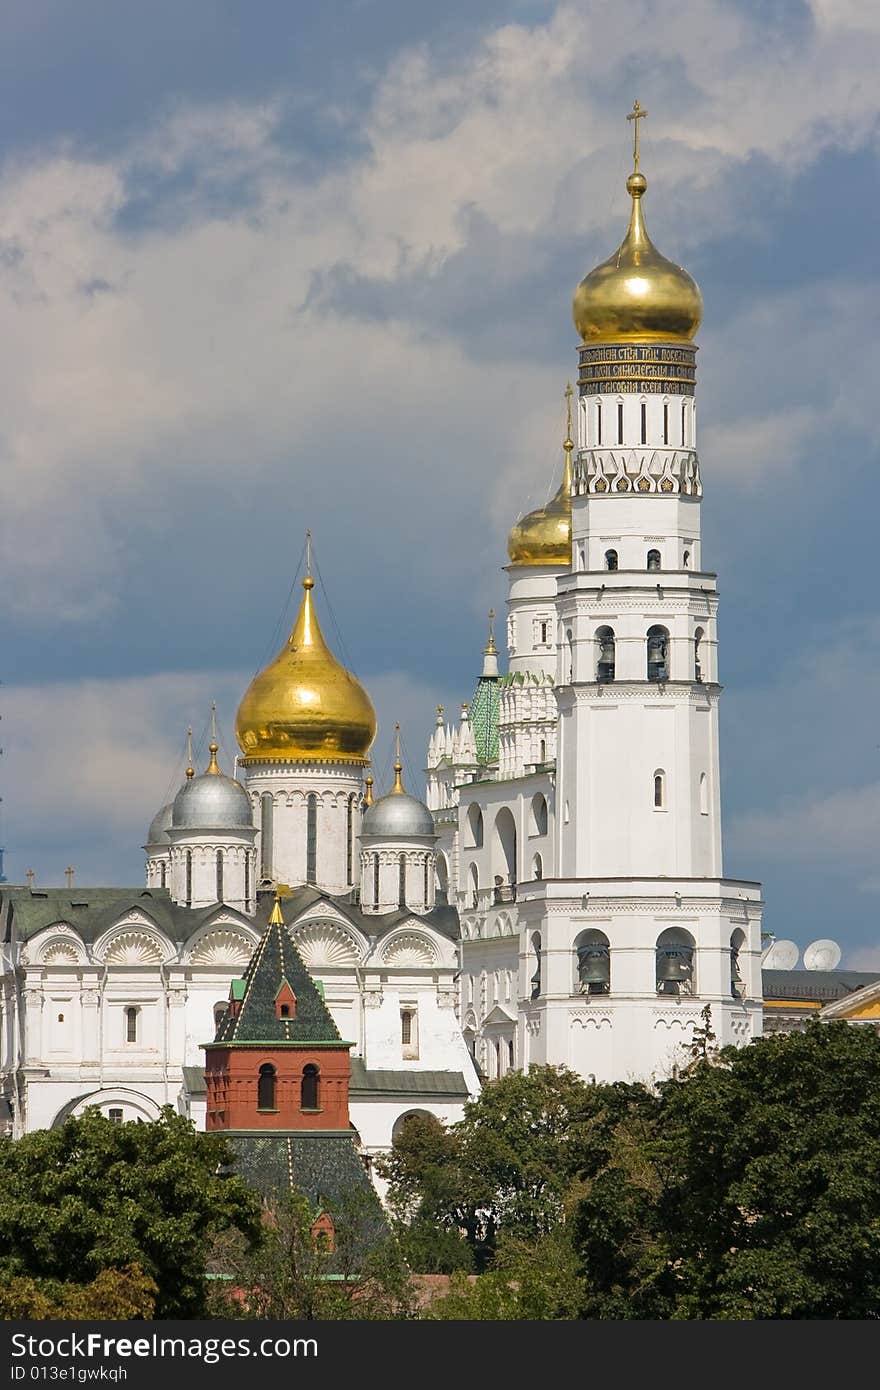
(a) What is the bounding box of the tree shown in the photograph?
[381,1067,652,1269]
[425,1229,583,1320]
[0,1108,261,1318]
[574,1022,880,1319]
[208,1188,417,1320]
[0,1265,157,1320]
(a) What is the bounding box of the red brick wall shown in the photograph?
[204,1047,351,1131]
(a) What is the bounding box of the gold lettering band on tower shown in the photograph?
[578,343,696,395]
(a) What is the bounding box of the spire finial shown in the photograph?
[627,99,648,173]
[186,726,194,779]
[211,701,217,742]
[562,381,574,490]
[436,705,444,724]
[392,722,404,793]
[303,528,314,592]
[269,891,284,926]
[64,865,75,888]
[484,608,497,655]
[364,772,374,806]
[207,704,221,773]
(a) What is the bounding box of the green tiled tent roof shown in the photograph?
[213,901,343,1045]
[470,673,499,765]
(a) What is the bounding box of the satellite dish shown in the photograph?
[803,939,841,972]
[763,939,799,970]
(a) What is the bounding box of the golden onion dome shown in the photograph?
[572,170,702,344]
[507,392,574,568]
[235,575,376,765]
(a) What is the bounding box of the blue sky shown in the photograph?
[2,0,879,967]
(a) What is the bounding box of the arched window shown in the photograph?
[507,1038,515,1070]
[700,772,709,816]
[681,399,687,445]
[596,626,615,682]
[467,804,484,848]
[435,852,449,905]
[125,1006,139,1044]
[185,851,193,908]
[533,853,543,880]
[260,793,273,880]
[647,625,669,682]
[306,794,317,884]
[566,628,574,682]
[530,932,542,999]
[398,854,406,908]
[257,1064,276,1111]
[213,1001,227,1031]
[574,929,610,995]
[215,850,224,903]
[539,738,546,764]
[493,808,517,897]
[401,1007,419,1058]
[617,400,624,444]
[301,1064,320,1111]
[653,770,665,809]
[656,928,695,996]
[605,548,618,571]
[468,862,479,909]
[730,928,747,998]
[159,861,166,889]
[647,549,661,572]
[531,793,548,836]
[373,853,380,908]
[694,627,704,683]
[640,400,647,444]
[683,550,690,569]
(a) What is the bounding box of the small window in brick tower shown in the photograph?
[301,1064,320,1111]
[257,1064,276,1111]
[275,980,296,1020]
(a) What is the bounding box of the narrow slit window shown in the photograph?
[159,861,166,889]
[640,402,647,444]
[681,400,687,444]
[125,1006,138,1044]
[216,850,224,904]
[654,772,665,809]
[398,854,406,908]
[346,795,354,885]
[301,1064,320,1111]
[257,1064,276,1111]
[185,850,192,908]
[373,854,380,908]
[596,400,602,445]
[306,793,317,884]
[617,401,624,444]
[663,402,669,444]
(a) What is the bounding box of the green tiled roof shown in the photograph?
[224,1133,385,1228]
[0,886,217,944]
[182,1066,207,1096]
[349,1059,470,1098]
[212,905,343,1046]
[470,673,499,765]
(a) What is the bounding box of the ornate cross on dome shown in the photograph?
[305,528,312,576]
[25,868,35,888]
[627,99,648,171]
[564,381,573,447]
[65,866,75,888]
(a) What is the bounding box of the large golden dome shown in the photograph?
[508,397,574,568]
[236,576,376,765]
[572,171,702,344]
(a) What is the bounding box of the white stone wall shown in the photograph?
[244,762,364,894]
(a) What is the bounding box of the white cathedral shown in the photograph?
[0,110,766,1165]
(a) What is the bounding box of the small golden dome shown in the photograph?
[236,575,376,765]
[507,389,574,568]
[572,169,702,344]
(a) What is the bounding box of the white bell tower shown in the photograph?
[516,104,763,1080]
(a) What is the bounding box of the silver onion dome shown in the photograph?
[362,790,435,839]
[171,744,253,832]
[146,802,174,847]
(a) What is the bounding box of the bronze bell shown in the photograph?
[578,947,610,987]
[657,947,692,982]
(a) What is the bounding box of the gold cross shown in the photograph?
[305,528,312,576]
[25,868,35,888]
[627,99,648,171]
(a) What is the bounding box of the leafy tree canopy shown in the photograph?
[0,1107,261,1318]
[575,1021,880,1319]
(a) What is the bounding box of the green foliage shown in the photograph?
[208,1188,417,1320]
[574,1022,880,1319]
[0,1107,261,1318]
[0,1264,157,1320]
[380,1066,650,1270]
[425,1231,582,1320]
